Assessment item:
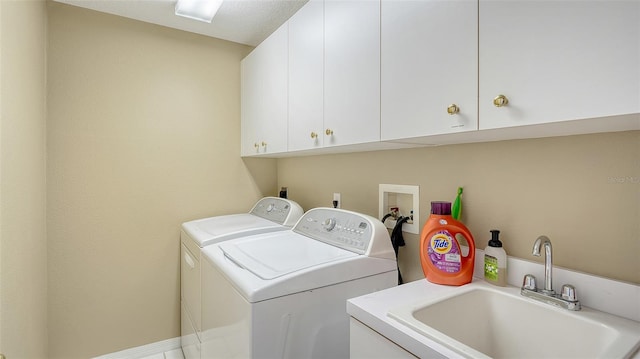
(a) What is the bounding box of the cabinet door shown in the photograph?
[381,0,478,141]
[288,0,324,152]
[324,0,381,147]
[479,0,640,130]
[350,318,417,358]
[240,24,288,156]
[241,53,259,156]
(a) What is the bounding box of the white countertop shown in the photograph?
[348,277,477,358]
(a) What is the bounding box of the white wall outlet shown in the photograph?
[333,192,341,208]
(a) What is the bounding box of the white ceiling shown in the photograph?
[53,0,309,47]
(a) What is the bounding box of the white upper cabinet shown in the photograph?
[288,0,325,152]
[241,0,639,157]
[479,0,640,130]
[324,0,381,147]
[381,0,478,141]
[241,23,288,156]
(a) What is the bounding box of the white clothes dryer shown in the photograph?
[200,207,397,359]
[181,197,304,359]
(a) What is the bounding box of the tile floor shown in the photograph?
[140,348,184,359]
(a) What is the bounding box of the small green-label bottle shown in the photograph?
[484,230,507,286]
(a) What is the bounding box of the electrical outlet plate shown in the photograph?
[379,184,419,234]
[333,192,341,208]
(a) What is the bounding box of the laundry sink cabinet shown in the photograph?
[348,258,640,359]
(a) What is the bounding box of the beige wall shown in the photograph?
[3,1,636,358]
[0,0,49,357]
[47,3,275,357]
[277,131,640,284]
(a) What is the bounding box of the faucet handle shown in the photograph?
[561,284,578,302]
[522,274,537,291]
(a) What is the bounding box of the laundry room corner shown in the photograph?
[0,0,48,358]
[45,3,266,358]
[242,157,279,199]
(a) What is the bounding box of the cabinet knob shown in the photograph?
[261,141,267,147]
[254,143,259,149]
[325,129,334,136]
[447,104,460,115]
[493,94,509,107]
[310,132,318,139]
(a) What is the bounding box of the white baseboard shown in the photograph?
[93,337,181,359]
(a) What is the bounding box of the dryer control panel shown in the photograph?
[250,197,304,226]
[293,208,374,255]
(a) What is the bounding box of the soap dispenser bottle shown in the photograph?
[484,229,507,286]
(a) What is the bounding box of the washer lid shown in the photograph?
[182,214,286,247]
[219,231,358,280]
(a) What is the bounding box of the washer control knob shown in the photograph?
[323,218,337,231]
[266,204,274,212]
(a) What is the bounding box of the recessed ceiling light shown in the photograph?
[175,0,223,23]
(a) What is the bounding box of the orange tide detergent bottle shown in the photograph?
[420,201,475,285]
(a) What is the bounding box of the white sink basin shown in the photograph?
[388,282,640,358]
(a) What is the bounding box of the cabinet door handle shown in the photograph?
[310,132,318,139]
[325,129,334,136]
[447,104,460,115]
[493,94,509,107]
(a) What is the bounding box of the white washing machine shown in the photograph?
[200,207,397,359]
[181,197,304,359]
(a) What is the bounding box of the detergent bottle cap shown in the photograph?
[431,201,451,215]
[488,229,502,248]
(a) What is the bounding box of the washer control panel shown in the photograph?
[294,208,374,255]
[250,197,303,226]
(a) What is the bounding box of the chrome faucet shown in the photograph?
[521,235,581,311]
[532,235,554,294]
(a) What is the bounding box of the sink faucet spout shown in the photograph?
[522,235,579,310]
[532,235,554,294]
